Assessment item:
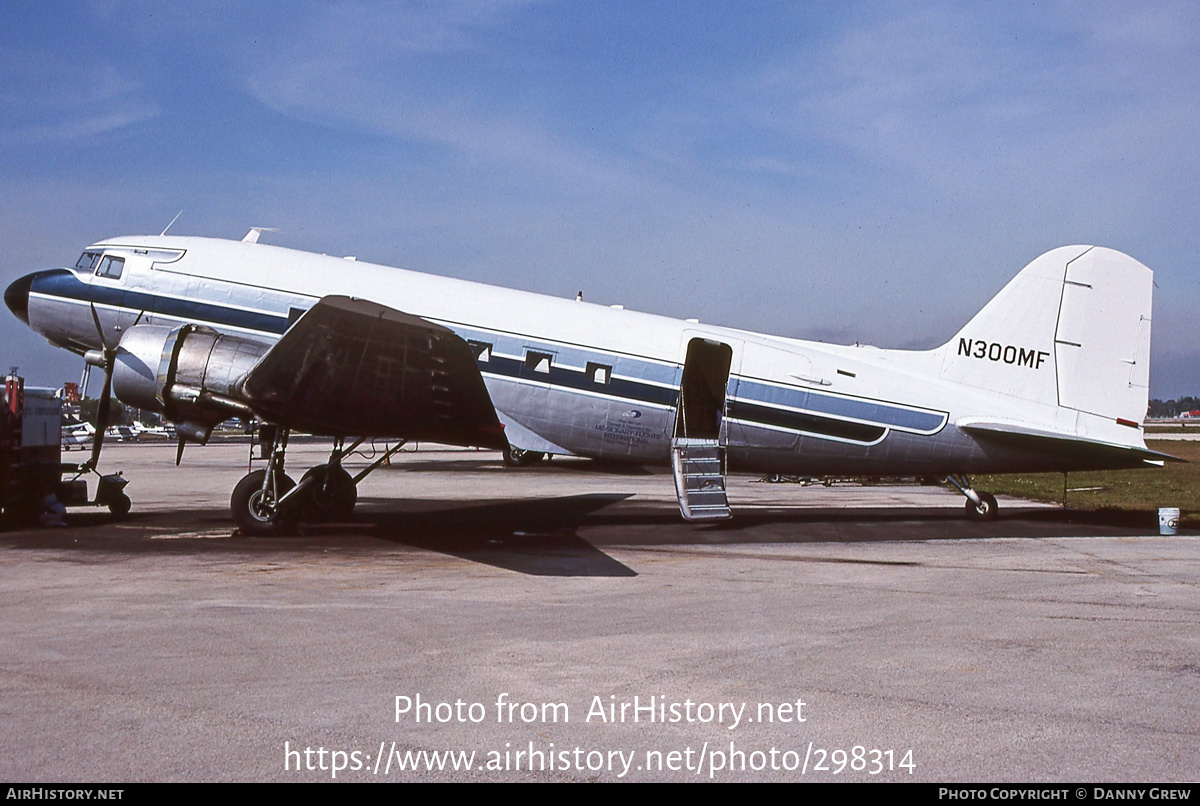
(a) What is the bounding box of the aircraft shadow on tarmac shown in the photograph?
[3,493,1166,578]
[341,493,1164,575]
[355,493,640,577]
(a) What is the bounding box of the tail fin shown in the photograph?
[936,246,1152,425]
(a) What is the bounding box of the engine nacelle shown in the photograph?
[112,324,271,442]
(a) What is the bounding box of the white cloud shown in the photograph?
[0,106,160,148]
[0,54,159,147]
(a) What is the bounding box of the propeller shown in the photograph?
[83,303,118,472]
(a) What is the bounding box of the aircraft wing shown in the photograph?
[240,295,507,448]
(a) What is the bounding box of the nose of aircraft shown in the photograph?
[4,273,34,325]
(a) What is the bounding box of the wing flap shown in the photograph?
[241,296,506,448]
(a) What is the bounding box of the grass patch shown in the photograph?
[975,439,1199,528]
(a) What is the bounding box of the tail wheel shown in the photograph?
[965,491,998,521]
[300,464,357,522]
[231,469,298,536]
[503,446,545,467]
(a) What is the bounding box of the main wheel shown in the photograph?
[503,446,545,467]
[231,469,298,536]
[965,491,998,521]
[300,464,357,522]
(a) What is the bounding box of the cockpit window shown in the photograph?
[96,255,125,280]
[75,252,100,271]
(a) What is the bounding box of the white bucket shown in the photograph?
[1159,507,1180,536]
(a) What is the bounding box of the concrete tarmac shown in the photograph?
[2,442,1197,782]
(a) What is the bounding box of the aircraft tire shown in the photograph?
[299,464,357,522]
[503,446,545,467]
[108,492,132,519]
[965,491,998,521]
[231,470,298,536]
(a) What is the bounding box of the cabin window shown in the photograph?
[587,362,612,385]
[469,340,492,362]
[525,350,552,374]
[75,252,101,271]
[96,255,125,280]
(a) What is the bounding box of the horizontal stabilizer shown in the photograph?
[958,420,1183,468]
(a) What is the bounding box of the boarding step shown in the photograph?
[671,438,732,521]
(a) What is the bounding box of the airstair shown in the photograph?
[671,437,730,520]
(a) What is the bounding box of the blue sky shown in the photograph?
[2,1,1197,397]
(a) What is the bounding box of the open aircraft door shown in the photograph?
[671,334,740,520]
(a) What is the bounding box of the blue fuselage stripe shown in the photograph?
[479,355,680,407]
[35,270,291,335]
[734,378,945,433]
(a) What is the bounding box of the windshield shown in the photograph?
[75,251,100,271]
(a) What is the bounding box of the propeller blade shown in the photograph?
[85,303,119,471]
[89,302,115,353]
[88,370,112,470]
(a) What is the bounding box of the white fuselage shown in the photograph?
[17,235,1154,476]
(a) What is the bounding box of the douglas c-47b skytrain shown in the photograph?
[4,230,1170,533]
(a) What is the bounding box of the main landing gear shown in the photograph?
[945,474,999,521]
[230,427,407,537]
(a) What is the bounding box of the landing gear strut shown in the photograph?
[231,427,297,536]
[946,474,998,521]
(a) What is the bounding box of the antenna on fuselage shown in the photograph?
[242,227,279,244]
[161,211,183,236]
